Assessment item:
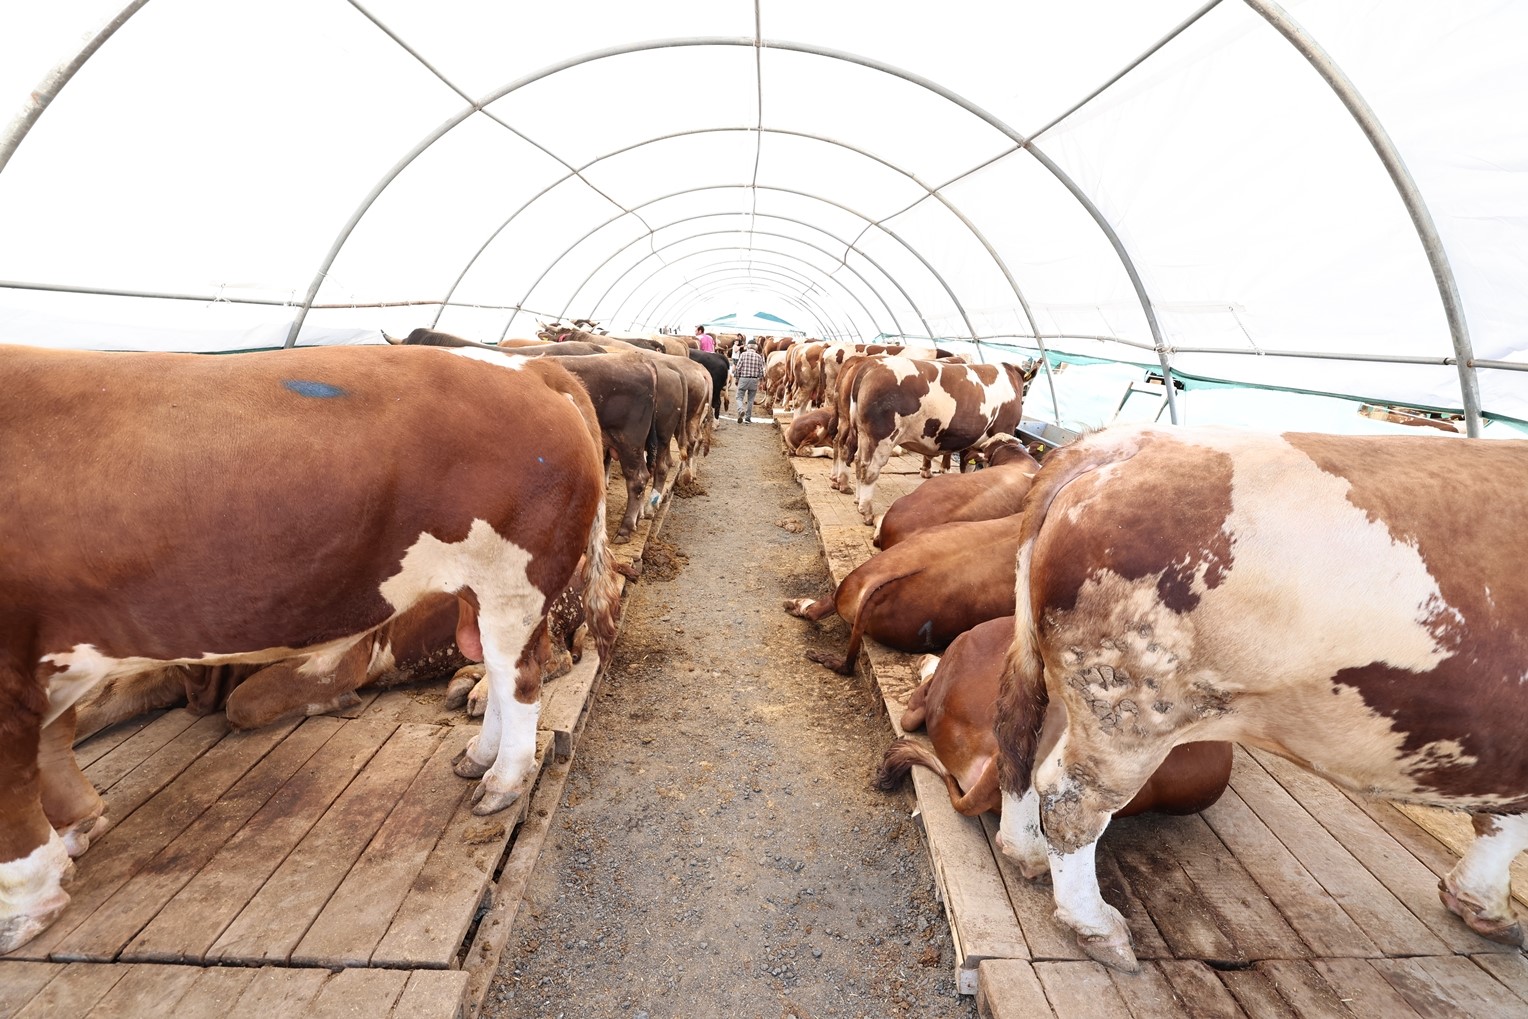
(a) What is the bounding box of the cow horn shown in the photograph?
[381,331,404,345]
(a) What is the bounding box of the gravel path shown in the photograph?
[481,416,979,1019]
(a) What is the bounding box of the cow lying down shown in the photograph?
[785,514,1022,673]
[875,616,1231,818]
[873,433,1041,550]
[994,423,1528,971]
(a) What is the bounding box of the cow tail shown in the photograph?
[581,496,622,664]
[993,441,1094,798]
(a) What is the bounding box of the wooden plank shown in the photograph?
[73,712,165,768]
[1158,960,1251,1018]
[307,967,408,1017]
[391,970,468,1019]
[540,657,600,759]
[207,723,443,965]
[1107,962,1190,1019]
[17,719,299,961]
[82,961,202,1018]
[1394,803,1528,911]
[0,961,66,1016]
[86,712,226,814]
[1095,844,1174,962]
[370,732,547,968]
[1033,961,1134,1019]
[975,959,1052,1019]
[1369,957,1520,1019]
[1471,953,1528,1005]
[163,966,262,1018]
[1231,749,1447,958]
[223,967,329,1014]
[1408,956,1528,1017]
[61,717,339,961]
[1106,813,1258,963]
[1249,748,1518,956]
[292,726,488,967]
[462,750,577,1016]
[980,813,1088,963]
[908,769,1029,994]
[1311,959,1426,1018]
[1199,784,1377,958]
[81,709,205,791]
[1256,960,1359,1019]
[127,717,392,963]
[1218,968,1299,1019]
[358,684,467,727]
[11,962,125,1018]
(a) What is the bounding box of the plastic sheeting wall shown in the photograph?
[1,1,1524,432]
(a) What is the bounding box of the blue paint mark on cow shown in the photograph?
[918,619,934,649]
[284,379,347,399]
[538,456,545,464]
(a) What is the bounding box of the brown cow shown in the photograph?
[848,357,1029,525]
[784,514,1023,673]
[872,434,1041,549]
[0,342,621,952]
[875,616,1232,818]
[784,408,836,457]
[993,423,1528,971]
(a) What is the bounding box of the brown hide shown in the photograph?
[878,616,1232,818]
[785,408,835,456]
[874,437,1040,549]
[786,514,1023,673]
[0,342,619,952]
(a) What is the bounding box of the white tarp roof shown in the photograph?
[2,1,1525,433]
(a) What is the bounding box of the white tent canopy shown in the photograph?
[698,312,805,336]
[2,1,1525,434]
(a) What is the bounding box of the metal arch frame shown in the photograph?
[1241,0,1483,437]
[585,226,908,341]
[636,259,854,340]
[638,262,849,339]
[498,184,911,339]
[572,213,914,337]
[450,125,996,343]
[2,11,1487,430]
[655,271,847,339]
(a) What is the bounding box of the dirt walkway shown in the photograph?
[481,418,978,1019]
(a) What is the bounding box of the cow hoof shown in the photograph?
[804,650,851,674]
[613,531,632,545]
[470,781,523,816]
[0,834,73,953]
[783,597,814,618]
[58,813,108,858]
[1439,881,1525,946]
[1075,932,1139,973]
[453,741,491,780]
[444,667,484,711]
[466,678,489,718]
[994,831,1051,880]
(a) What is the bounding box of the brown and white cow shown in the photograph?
[873,433,1041,549]
[876,616,1232,819]
[993,423,1528,971]
[0,342,622,952]
[784,513,1023,673]
[848,357,1029,525]
[784,408,836,458]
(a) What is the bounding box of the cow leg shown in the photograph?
[1031,727,1167,972]
[37,707,106,857]
[1440,812,1528,945]
[854,441,896,525]
[0,671,74,954]
[613,447,650,544]
[454,605,547,815]
[224,638,370,730]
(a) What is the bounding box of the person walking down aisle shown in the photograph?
[734,338,765,423]
[695,326,716,353]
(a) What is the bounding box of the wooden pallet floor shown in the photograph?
[781,422,1528,1019]
[0,468,679,1019]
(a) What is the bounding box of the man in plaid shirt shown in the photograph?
[733,338,766,423]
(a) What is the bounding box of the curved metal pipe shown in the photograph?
[1243,0,1483,437]
[640,261,854,339]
